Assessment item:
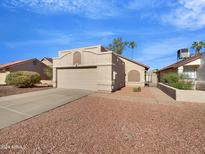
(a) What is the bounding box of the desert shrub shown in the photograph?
[170,81,193,90]
[44,67,53,80]
[133,87,141,92]
[163,73,181,84]
[162,73,192,90]
[5,71,41,88]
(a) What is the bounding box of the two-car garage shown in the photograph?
[53,45,149,92]
[57,67,98,91]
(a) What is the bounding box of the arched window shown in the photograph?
[73,52,81,65]
[128,70,140,82]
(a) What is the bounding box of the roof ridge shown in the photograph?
[158,53,202,72]
[113,52,149,69]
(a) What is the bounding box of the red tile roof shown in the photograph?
[0,60,30,69]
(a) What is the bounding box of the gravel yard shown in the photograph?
[0,86,52,97]
[0,95,205,153]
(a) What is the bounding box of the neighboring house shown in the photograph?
[0,59,50,85]
[146,69,158,87]
[158,53,203,84]
[53,45,149,92]
[41,57,53,68]
[196,52,205,90]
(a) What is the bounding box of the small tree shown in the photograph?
[191,41,205,54]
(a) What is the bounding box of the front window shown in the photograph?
[183,67,197,80]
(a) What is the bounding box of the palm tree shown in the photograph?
[107,38,137,56]
[128,41,137,59]
[191,41,205,54]
[108,38,127,55]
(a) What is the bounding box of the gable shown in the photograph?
[119,57,145,70]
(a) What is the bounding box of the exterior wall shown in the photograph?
[53,45,114,92]
[146,70,158,87]
[119,57,146,87]
[185,58,201,66]
[9,59,50,80]
[41,59,53,68]
[58,45,102,57]
[158,83,205,103]
[157,83,176,99]
[196,52,205,90]
[0,71,10,85]
[112,54,125,91]
[53,45,148,91]
[197,52,205,81]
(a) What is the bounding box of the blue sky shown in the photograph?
[0,0,205,69]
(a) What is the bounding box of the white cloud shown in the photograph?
[2,0,119,19]
[2,0,205,29]
[162,0,205,30]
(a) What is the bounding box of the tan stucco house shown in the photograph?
[53,45,149,92]
[41,57,53,68]
[0,59,50,85]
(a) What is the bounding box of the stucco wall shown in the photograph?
[53,46,114,92]
[158,83,205,103]
[112,54,125,91]
[9,59,49,80]
[157,83,176,99]
[146,70,158,87]
[0,71,9,85]
[54,47,112,68]
[41,59,52,68]
[196,53,205,90]
[119,57,146,87]
[197,52,205,81]
[53,45,148,91]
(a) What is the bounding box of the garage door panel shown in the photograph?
[57,68,97,90]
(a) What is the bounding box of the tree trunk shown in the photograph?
[196,48,200,55]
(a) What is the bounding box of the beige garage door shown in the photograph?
[57,68,97,91]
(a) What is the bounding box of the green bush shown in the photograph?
[44,67,53,80]
[133,87,141,92]
[162,73,192,90]
[170,81,193,90]
[163,73,181,84]
[5,71,41,88]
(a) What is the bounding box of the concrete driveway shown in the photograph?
[0,88,92,129]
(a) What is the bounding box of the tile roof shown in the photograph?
[158,53,202,72]
[0,59,30,69]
